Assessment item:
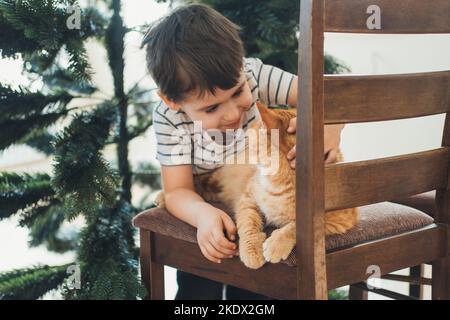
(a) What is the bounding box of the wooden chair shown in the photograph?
[133,0,450,300]
[391,191,437,299]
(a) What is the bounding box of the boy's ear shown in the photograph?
[157,91,182,111]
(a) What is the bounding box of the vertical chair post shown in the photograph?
[296,0,328,299]
[140,229,165,300]
[409,265,423,299]
[140,229,151,299]
[433,114,450,300]
[349,283,369,300]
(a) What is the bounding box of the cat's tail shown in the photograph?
[325,207,359,235]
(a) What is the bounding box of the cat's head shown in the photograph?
[244,102,296,172]
[253,101,296,154]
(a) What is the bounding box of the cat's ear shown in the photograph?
[256,101,280,130]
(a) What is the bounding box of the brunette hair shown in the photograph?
[142,4,245,102]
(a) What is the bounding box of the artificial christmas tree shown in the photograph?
[0,0,159,299]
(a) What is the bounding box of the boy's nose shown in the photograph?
[224,103,242,122]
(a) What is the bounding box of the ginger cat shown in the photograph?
[156,102,358,269]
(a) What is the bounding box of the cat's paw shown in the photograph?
[263,230,295,263]
[239,232,266,269]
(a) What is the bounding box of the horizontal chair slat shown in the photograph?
[324,71,450,124]
[152,233,297,300]
[325,148,449,211]
[324,0,450,34]
[152,224,447,297]
[327,224,447,289]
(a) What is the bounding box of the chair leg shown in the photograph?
[140,229,165,300]
[349,283,368,300]
[409,265,423,299]
[432,255,450,300]
[150,260,165,300]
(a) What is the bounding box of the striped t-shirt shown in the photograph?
[152,57,296,175]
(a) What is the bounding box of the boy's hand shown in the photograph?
[286,117,344,167]
[196,207,239,264]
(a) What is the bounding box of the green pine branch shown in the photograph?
[0,264,71,300]
[0,84,73,150]
[53,103,119,219]
[20,128,56,156]
[77,203,136,266]
[27,204,67,248]
[0,112,68,150]
[106,0,131,203]
[0,84,73,122]
[324,53,351,74]
[0,174,76,253]
[65,203,145,300]
[0,0,144,300]
[42,67,97,96]
[65,39,93,82]
[24,48,60,73]
[107,85,157,144]
[328,289,349,300]
[0,14,39,57]
[87,260,146,300]
[42,233,78,254]
[132,162,161,190]
[0,172,56,221]
[0,0,107,79]
[18,199,59,227]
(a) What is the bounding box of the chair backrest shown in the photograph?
[295,0,450,299]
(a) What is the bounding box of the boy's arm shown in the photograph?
[160,164,209,228]
[160,164,238,263]
[286,76,299,108]
[153,103,235,239]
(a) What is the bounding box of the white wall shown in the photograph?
[325,33,450,299]
[324,33,450,161]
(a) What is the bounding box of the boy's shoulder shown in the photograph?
[243,56,263,74]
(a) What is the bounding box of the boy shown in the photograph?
[142,4,344,299]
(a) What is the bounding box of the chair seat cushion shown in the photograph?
[390,191,436,217]
[133,201,433,267]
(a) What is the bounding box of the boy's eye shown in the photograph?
[205,105,219,113]
[233,89,243,97]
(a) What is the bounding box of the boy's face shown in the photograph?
[161,71,253,132]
